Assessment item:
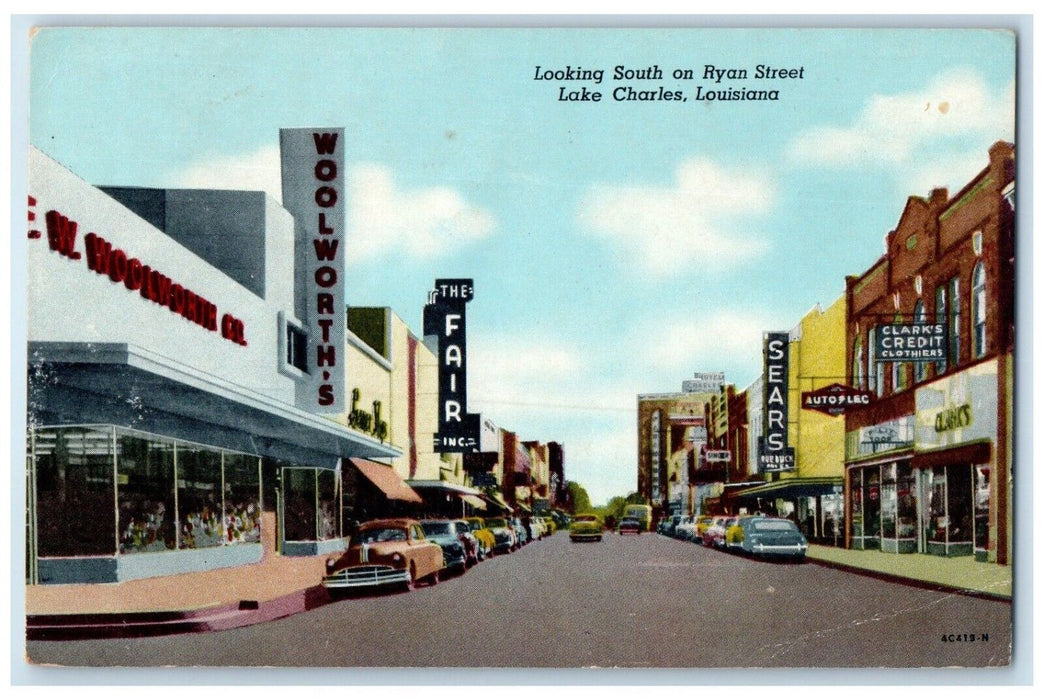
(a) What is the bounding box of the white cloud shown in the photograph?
[170,148,494,263]
[348,163,494,262]
[576,157,775,277]
[788,70,1015,170]
[170,145,283,201]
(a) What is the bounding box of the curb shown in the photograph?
[26,585,332,641]
[806,556,1012,603]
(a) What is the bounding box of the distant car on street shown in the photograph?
[730,516,809,560]
[465,517,496,559]
[695,515,717,544]
[569,513,603,542]
[618,517,642,535]
[322,518,444,593]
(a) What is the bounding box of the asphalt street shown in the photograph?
[25,532,1012,669]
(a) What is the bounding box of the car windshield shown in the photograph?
[485,518,507,528]
[421,522,452,536]
[455,521,470,532]
[752,520,800,532]
[357,527,408,544]
[621,519,639,525]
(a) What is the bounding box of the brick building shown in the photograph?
[843,141,1014,565]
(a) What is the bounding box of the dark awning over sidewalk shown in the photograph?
[350,459,423,503]
[733,477,843,501]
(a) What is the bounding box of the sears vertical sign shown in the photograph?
[424,279,480,452]
[280,128,346,412]
[759,331,795,472]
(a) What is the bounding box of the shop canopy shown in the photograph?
[733,477,844,501]
[461,495,487,511]
[481,492,513,513]
[350,459,423,503]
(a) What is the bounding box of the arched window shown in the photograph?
[914,300,927,382]
[972,262,987,358]
[852,336,865,390]
[891,313,907,392]
[868,327,882,396]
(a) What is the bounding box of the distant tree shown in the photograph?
[565,481,593,514]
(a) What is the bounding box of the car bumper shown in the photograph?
[570,532,601,540]
[323,565,409,589]
[750,543,808,556]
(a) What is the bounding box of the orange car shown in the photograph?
[323,518,444,593]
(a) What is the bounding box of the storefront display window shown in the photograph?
[927,466,947,546]
[822,493,843,544]
[117,432,176,553]
[33,426,117,557]
[974,465,990,558]
[283,468,318,541]
[881,464,897,539]
[864,468,881,548]
[897,466,917,543]
[31,425,263,559]
[224,452,262,544]
[318,469,339,540]
[177,445,224,549]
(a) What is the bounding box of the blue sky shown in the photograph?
[28,27,1015,505]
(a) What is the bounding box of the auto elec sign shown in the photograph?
[874,323,947,362]
[423,279,480,452]
[801,383,873,416]
[280,128,346,413]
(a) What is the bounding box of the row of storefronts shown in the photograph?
[638,141,1014,568]
[24,136,565,586]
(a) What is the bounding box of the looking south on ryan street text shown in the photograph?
[533,64,807,104]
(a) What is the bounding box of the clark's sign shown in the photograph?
[424,279,481,452]
[801,383,873,416]
[280,128,347,412]
[874,323,947,362]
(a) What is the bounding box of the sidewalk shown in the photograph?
[806,544,1012,600]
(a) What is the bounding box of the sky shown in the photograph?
[26,26,1016,505]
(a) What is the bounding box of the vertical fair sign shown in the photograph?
[280,128,346,412]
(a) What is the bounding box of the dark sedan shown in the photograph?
[618,517,642,535]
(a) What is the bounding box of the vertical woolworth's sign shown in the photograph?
[280,128,346,413]
[423,278,480,452]
[759,331,795,472]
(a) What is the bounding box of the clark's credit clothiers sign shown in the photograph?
[874,322,947,362]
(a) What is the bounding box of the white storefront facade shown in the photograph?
[25,144,400,584]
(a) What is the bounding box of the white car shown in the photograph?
[529,518,546,540]
[675,516,698,541]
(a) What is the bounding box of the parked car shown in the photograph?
[569,513,603,542]
[675,516,698,541]
[701,515,734,548]
[618,517,642,535]
[542,516,557,535]
[510,517,529,546]
[452,519,481,565]
[483,516,518,553]
[322,518,444,593]
[695,515,717,544]
[661,514,683,537]
[731,516,809,560]
[465,517,496,559]
[529,517,546,540]
[419,519,469,574]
